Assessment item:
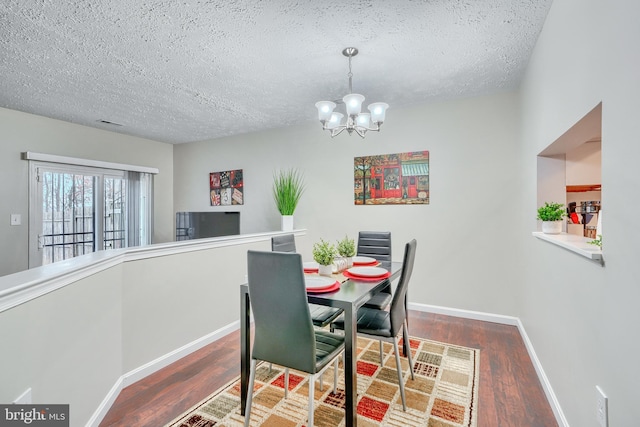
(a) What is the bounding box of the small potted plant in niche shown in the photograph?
[272,168,305,231]
[313,238,337,277]
[537,202,566,234]
[337,235,356,268]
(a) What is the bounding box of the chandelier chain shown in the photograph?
[347,54,353,93]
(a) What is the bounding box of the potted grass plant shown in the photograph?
[313,238,337,276]
[272,168,305,231]
[537,202,566,234]
[337,235,356,267]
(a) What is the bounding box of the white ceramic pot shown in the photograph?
[542,220,563,234]
[281,215,294,231]
[318,264,333,277]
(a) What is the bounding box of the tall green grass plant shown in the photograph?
[273,168,305,215]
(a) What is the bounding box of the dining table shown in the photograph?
[239,259,404,427]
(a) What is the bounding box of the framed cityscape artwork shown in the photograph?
[210,169,243,205]
[354,151,429,205]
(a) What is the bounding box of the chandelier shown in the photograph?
[315,47,389,138]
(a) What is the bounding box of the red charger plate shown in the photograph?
[352,261,379,266]
[343,270,391,281]
[306,280,341,293]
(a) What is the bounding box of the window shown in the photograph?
[27,154,155,269]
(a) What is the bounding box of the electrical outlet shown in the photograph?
[596,385,608,427]
[13,388,32,404]
[10,213,21,226]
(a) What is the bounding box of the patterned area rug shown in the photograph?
[166,336,479,427]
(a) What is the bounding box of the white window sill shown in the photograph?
[532,232,603,261]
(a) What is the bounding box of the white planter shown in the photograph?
[542,220,563,234]
[281,215,294,231]
[318,264,333,277]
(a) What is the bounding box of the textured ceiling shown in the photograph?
[0,0,552,144]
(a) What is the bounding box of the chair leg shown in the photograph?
[244,359,257,427]
[333,357,338,394]
[285,368,289,399]
[393,340,407,411]
[308,373,315,426]
[379,340,384,365]
[404,320,415,380]
[319,372,324,391]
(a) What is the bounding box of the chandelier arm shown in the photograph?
[330,126,347,137]
[354,123,381,132]
[354,127,366,138]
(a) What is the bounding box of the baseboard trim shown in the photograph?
[408,303,569,427]
[87,320,240,427]
[407,302,520,326]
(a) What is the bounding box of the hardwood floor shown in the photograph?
[99,311,558,427]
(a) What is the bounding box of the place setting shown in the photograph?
[304,274,341,293]
[303,261,319,273]
[342,265,391,281]
[351,255,380,266]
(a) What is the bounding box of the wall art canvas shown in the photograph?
[354,151,429,205]
[210,169,243,205]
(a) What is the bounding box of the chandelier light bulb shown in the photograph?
[327,112,343,129]
[343,93,365,117]
[315,101,336,122]
[368,102,389,124]
[356,113,370,127]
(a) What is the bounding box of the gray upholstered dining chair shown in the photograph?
[357,231,393,310]
[271,233,296,253]
[271,234,343,328]
[332,239,417,411]
[244,250,345,427]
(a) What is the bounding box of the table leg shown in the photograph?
[240,288,250,415]
[344,304,357,427]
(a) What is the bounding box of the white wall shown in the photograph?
[174,91,523,318]
[0,108,175,277]
[566,140,601,185]
[520,0,640,425]
[0,234,278,426]
[0,264,124,426]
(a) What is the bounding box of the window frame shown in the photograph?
[25,153,157,269]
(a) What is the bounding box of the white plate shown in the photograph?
[347,266,388,277]
[304,275,336,289]
[303,261,319,270]
[352,256,377,264]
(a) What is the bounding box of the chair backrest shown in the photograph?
[271,233,296,253]
[389,239,417,335]
[247,250,316,372]
[357,231,392,262]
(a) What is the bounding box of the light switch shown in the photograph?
[10,214,21,226]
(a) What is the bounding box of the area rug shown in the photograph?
[166,336,479,427]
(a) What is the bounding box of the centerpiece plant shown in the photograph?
[337,235,356,267]
[272,168,305,230]
[313,238,337,276]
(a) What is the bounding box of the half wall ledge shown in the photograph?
[532,231,602,262]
